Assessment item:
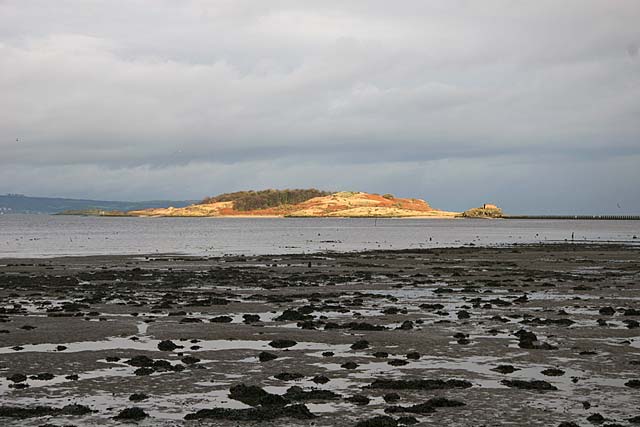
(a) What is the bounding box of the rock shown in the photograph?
[383,307,401,315]
[513,295,529,303]
[61,404,92,415]
[210,316,233,323]
[345,395,370,405]
[425,397,466,408]
[168,311,187,316]
[134,367,154,376]
[153,360,175,371]
[181,355,200,365]
[405,352,420,360]
[457,310,470,319]
[274,372,304,381]
[351,340,369,350]
[420,303,444,311]
[625,379,640,388]
[129,393,148,402]
[599,307,616,315]
[385,404,434,414]
[541,368,565,376]
[397,320,414,330]
[285,386,340,401]
[341,361,359,370]
[29,373,54,381]
[397,416,419,425]
[492,365,519,374]
[7,373,27,383]
[125,355,154,367]
[276,309,311,321]
[258,351,278,362]
[515,329,557,350]
[113,407,148,421]
[269,339,297,348]
[229,384,288,407]
[373,351,389,358]
[312,375,330,384]
[558,423,580,427]
[243,314,261,323]
[586,413,605,424]
[324,321,387,331]
[501,379,558,391]
[368,378,472,390]
[624,320,640,329]
[383,393,400,403]
[355,415,398,427]
[157,340,182,351]
[8,383,29,389]
[184,404,315,421]
[388,359,409,366]
[297,320,317,329]
[0,405,92,419]
[521,317,575,327]
[385,397,464,414]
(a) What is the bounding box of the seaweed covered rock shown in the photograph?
[355,415,398,427]
[501,379,558,391]
[0,404,92,419]
[268,339,297,348]
[184,404,315,421]
[385,397,464,414]
[229,384,288,407]
[157,340,182,351]
[367,378,472,390]
[113,407,148,421]
[284,386,340,401]
[258,351,278,362]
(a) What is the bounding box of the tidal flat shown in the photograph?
[0,244,639,426]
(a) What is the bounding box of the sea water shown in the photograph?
[0,214,638,257]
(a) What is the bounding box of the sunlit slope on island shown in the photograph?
[127,190,463,218]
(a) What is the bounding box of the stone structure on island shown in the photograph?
[462,203,504,218]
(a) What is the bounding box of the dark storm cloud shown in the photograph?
[1,0,639,213]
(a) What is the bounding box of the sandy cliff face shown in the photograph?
[128,191,460,218]
[285,192,458,217]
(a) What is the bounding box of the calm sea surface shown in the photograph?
[0,214,638,258]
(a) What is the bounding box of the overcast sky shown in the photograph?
[1,1,639,213]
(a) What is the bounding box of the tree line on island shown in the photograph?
[200,189,331,211]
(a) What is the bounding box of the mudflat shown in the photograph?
[0,244,639,426]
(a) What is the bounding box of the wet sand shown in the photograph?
[0,244,639,426]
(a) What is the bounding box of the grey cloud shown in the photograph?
[0,1,639,212]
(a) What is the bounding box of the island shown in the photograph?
[119,189,498,218]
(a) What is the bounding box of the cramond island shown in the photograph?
[121,189,500,218]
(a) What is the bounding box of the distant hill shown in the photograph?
[128,190,462,218]
[0,194,196,214]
